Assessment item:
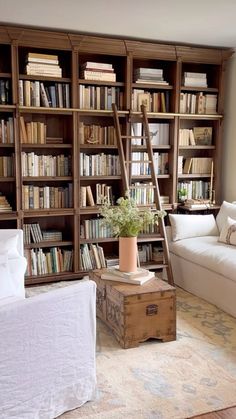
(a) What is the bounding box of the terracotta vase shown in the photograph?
[119,236,137,273]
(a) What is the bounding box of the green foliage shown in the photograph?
[100,196,166,238]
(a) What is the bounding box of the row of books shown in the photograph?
[80,218,112,239]
[179,92,217,114]
[131,122,169,146]
[130,183,169,205]
[178,180,210,200]
[79,122,117,145]
[79,85,123,110]
[131,152,169,176]
[0,194,12,212]
[0,117,14,143]
[23,222,63,244]
[80,243,106,271]
[25,52,62,78]
[183,72,207,88]
[22,184,73,210]
[80,153,121,176]
[80,61,116,82]
[25,247,73,276]
[138,243,164,263]
[183,199,212,209]
[134,67,169,85]
[0,79,11,105]
[19,117,46,144]
[19,80,70,108]
[80,184,113,207]
[0,156,14,177]
[21,152,72,177]
[179,127,213,146]
[132,90,169,112]
[181,157,213,174]
[80,217,157,240]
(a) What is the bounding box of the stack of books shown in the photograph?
[183,72,207,87]
[101,266,155,285]
[184,199,211,209]
[134,68,168,85]
[42,230,62,241]
[25,52,62,77]
[0,194,12,212]
[80,61,116,82]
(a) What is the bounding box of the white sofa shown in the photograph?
[167,202,236,318]
[0,229,97,419]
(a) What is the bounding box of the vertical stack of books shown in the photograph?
[134,68,168,85]
[80,62,116,82]
[25,53,62,78]
[183,72,207,87]
[0,194,12,212]
[101,266,155,285]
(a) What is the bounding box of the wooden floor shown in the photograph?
[193,406,236,418]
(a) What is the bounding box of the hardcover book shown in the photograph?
[101,269,155,285]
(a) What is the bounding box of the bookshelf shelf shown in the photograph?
[180,86,219,93]
[21,144,73,149]
[78,79,124,87]
[178,173,212,179]
[0,177,15,182]
[132,83,173,90]
[0,23,231,285]
[23,176,73,181]
[19,74,71,83]
[23,209,74,217]
[25,240,73,249]
[19,106,73,115]
[179,145,215,150]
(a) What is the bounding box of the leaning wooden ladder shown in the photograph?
[112,103,174,286]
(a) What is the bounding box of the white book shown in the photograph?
[101,270,155,285]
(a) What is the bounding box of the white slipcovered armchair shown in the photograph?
[0,229,97,418]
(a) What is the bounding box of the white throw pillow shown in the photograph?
[219,216,236,246]
[0,254,15,300]
[216,201,236,233]
[0,235,20,259]
[169,214,219,241]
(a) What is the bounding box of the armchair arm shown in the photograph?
[0,280,97,419]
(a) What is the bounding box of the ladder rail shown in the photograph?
[141,105,174,285]
[112,103,129,193]
[112,103,174,285]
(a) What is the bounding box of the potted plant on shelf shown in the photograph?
[100,195,166,273]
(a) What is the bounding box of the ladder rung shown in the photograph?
[121,135,149,139]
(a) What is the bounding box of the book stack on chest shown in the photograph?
[101,266,155,285]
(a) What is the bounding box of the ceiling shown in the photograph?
[0,0,236,49]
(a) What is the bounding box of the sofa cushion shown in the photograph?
[169,235,236,283]
[219,216,236,246]
[0,235,20,259]
[0,254,15,300]
[169,214,218,241]
[216,201,236,233]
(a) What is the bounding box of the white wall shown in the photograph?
[222,53,236,201]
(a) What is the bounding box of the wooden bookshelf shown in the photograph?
[0,24,232,285]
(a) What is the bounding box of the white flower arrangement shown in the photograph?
[100,195,166,238]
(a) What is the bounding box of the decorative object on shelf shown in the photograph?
[100,195,166,272]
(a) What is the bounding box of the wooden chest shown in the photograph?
[89,269,176,349]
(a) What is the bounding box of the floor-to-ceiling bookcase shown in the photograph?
[0,25,232,285]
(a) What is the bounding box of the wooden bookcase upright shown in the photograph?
[0,25,232,285]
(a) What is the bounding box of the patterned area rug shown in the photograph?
[27,282,236,419]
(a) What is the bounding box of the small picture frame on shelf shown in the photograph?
[137,93,151,112]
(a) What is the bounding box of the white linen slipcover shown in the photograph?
[169,235,236,284]
[0,280,97,419]
[167,233,236,317]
